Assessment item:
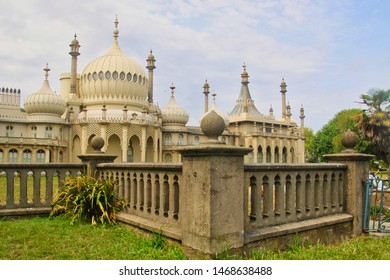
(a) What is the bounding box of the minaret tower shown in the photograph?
[146,49,156,105]
[300,104,305,130]
[280,78,287,119]
[203,79,210,113]
[241,63,249,114]
[69,34,80,99]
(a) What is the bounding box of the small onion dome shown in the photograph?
[160,83,189,126]
[24,64,66,115]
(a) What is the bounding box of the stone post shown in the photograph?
[178,109,251,254]
[324,129,373,236]
[77,136,117,176]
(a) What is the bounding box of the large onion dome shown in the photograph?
[24,64,66,116]
[160,83,189,126]
[79,17,148,109]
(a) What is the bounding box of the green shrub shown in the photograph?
[50,174,124,225]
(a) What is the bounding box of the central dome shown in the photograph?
[80,18,148,109]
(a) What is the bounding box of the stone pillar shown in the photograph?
[178,109,251,254]
[324,129,373,236]
[78,136,117,176]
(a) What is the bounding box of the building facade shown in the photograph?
[0,18,305,164]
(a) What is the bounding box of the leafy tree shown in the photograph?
[355,88,390,165]
[307,109,371,162]
[304,127,316,162]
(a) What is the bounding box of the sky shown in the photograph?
[0,0,389,132]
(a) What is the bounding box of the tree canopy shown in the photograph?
[355,88,390,165]
[306,108,372,163]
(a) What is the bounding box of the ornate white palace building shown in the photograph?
[0,18,305,164]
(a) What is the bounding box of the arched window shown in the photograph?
[194,136,200,145]
[45,127,52,138]
[127,142,133,162]
[6,126,13,137]
[8,149,18,163]
[266,146,271,163]
[59,128,63,140]
[257,146,263,163]
[0,149,3,163]
[282,147,288,163]
[247,145,254,163]
[23,149,32,163]
[59,151,63,162]
[37,149,45,163]
[274,147,280,163]
[31,126,37,138]
[165,153,172,162]
[178,134,183,145]
[165,134,172,145]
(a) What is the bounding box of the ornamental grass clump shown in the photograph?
[50,175,124,225]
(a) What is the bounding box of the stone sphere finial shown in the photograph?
[340,129,358,152]
[91,135,105,153]
[200,109,226,143]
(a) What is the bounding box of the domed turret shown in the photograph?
[79,17,148,109]
[160,83,189,126]
[24,64,66,116]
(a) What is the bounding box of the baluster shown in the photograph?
[46,170,54,207]
[338,172,344,211]
[314,173,321,213]
[274,175,283,217]
[173,175,179,220]
[132,173,137,210]
[146,174,152,213]
[331,173,337,210]
[285,175,294,218]
[262,175,271,218]
[296,174,303,215]
[163,174,169,217]
[19,171,28,207]
[323,173,330,213]
[305,174,313,216]
[6,171,15,207]
[154,174,160,215]
[249,175,260,222]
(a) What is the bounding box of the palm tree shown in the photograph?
[356,88,390,165]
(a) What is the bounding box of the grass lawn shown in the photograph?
[0,216,390,260]
[0,216,186,260]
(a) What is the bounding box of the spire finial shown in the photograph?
[113,15,119,39]
[44,63,50,80]
[170,82,175,97]
[212,91,217,102]
[243,62,247,72]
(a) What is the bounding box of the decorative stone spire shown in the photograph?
[280,78,287,119]
[113,15,119,40]
[69,34,80,95]
[269,104,274,116]
[43,63,50,80]
[286,102,292,118]
[146,49,156,104]
[170,82,175,96]
[300,104,305,130]
[241,63,249,114]
[203,79,210,113]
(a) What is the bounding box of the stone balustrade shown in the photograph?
[0,148,370,254]
[0,163,85,215]
[244,164,347,230]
